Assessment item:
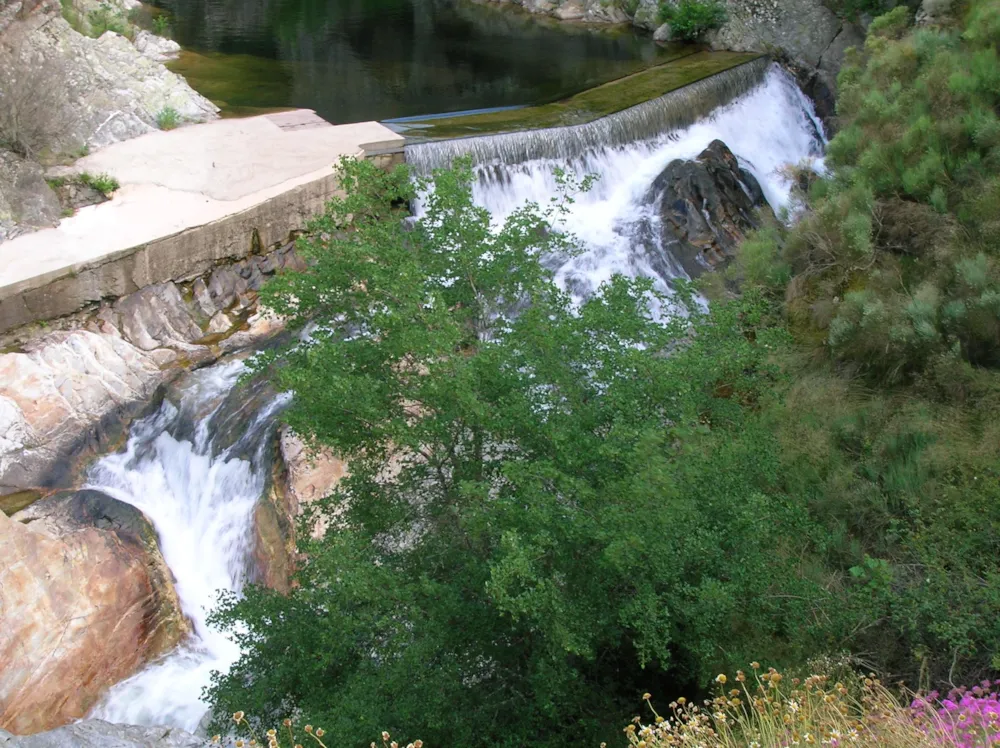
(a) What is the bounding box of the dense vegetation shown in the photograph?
[722,0,1000,685]
[207,1,1000,745]
[657,0,728,41]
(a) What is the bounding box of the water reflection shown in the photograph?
[159,0,668,121]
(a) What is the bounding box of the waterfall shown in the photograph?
[87,359,290,732]
[421,64,825,311]
[405,57,770,173]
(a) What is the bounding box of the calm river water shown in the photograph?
[157,0,670,122]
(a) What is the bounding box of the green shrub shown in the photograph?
[152,14,171,37]
[86,3,131,38]
[657,0,727,41]
[155,106,181,130]
[78,171,120,197]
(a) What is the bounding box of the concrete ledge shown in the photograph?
[0,113,404,334]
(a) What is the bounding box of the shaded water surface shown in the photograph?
[159,0,672,121]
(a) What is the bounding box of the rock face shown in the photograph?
[23,19,218,152]
[647,139,773,278]
[252,428,347,590]
[0,244,300,499]
[481,0,629,24]
[0,720,205,747]
[704,0,865,125]
[0,151,61,243]
[0,329,164,493]
[0,491,188,734]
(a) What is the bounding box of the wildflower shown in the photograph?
[414,743,424,748]
[751,662,761,669]
[212,737,221,744]
[316,729,325,738]
[305,726,314,734]
[267,730,276,738]
[382,732,390,742]
[284,719,292,727]
[234,712,245,723]
[236,742,244,748]
[642,692,652,700]
[715,674,727,685]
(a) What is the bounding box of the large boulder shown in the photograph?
[0,720,205,747]
[647,139,773,278]
[0,491,189,734]
[0,151,61,243]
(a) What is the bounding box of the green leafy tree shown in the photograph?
[206,159,825,746]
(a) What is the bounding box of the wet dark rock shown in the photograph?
[646,139,774,278]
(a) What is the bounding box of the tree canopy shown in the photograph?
[207,159,825,746]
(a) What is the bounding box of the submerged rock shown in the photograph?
[0,491,188,734]
[647,139,773,278]
[0,720,205,746]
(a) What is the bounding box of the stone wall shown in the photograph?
[0,171,340,335]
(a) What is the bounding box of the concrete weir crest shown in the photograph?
[0,113,404,336]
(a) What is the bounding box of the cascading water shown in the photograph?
[422,64,825,309]
[87,359,289,732]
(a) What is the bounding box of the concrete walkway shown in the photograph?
[0,112,403,334]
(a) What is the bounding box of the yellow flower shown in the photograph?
[642,692,652,700]
[233,712,246,723]
[212,737,221,744]
[715,674,727,685]
[267,730,277,738]
[751,662,760,669]
[236,741,245,748]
